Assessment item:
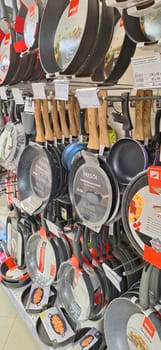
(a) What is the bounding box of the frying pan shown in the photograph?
[14,0,44,82]
[76,0,114,78]
[69,105,118,232]
[149,109,161,165]
[104,263,161,350]
[21,284,57,312]
[25,229,61,287]
[108,93,149,185]
[0,256,30,287]
[61,107,87,171]
[0,100,26,171]
[92,9,136,84]
[39,0,100,75]
[121,169,161,256]
[58,225,105,322]
[122,9,154,43]
[139,8,161,42]
[17,99,62,215]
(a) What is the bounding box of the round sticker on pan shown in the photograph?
[127,313,161,350]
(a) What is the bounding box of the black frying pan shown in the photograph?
[122,9,154,43]
[76,0,114,77]
[93,9,136,84]
[39,0,100,75]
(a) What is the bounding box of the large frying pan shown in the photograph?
[121,169,161,257]
[122,9,155,43]
[39,0,100,75]
[92,9,136,84]
[68,102,119,232]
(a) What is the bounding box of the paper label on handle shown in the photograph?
[0,86,7,100]
[75,88,100,108]
[12,88,24,105]
[131,54,161,89]
[102,262,122,292]
[45,219,61,238]
[32,83,46,99]
[54,80,69,101]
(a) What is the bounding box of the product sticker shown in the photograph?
[127,313,160,350]
[131,54,161,89]
[32,82,46,99]
[68,0,80,17]
[40,306,75,343]
[72,158,113,231]
[75,88,100,109]
[25,283,50,312]
[102,262,122,292]
[0,86,7,100]
[6,267,27,279]
[12,88,24,105]
[73,327,102,350]
[54,79,69,101]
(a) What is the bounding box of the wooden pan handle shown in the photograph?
[73,97,80,134]
[98,90,110,148]
[87,108,99,151]
[133,89,144,141]
[41,99,54,142]
[143,89,152,139]
[50,97,62,140]
[68,95,78,137]
[57,100,69,138]
[34,99,45,143]
[85,109,89,134]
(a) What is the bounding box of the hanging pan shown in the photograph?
[68,102,118,232]
[121,169,161,257]
[39,0,100,75]
[104,263,161,350]
[108,93,149,185]
[92,9,136,84]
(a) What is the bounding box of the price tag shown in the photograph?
[11,88,24,105]
[0,86,7,100]
[75,88,100,108]
[102,262,122,292]
[32,82,46,99]
[54,80,69,101]
[24,97,34,113]
[45,219,61,238]
[131,54,161,89]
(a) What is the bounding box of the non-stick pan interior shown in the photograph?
[104,297,142,350]
[108,139,148,184]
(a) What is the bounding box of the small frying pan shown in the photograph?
[39,0,100,75]
[21,284,57,312]
[108,94,149,185]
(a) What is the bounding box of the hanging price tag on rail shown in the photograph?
[0,86,7,100]
[12,88,24,105]
[75,88,101,108]
[32,82,46,99]
[54,79,69,100]
[131,54,161,89]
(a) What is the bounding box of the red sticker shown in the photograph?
[13,40,28,53]
[50,264,56,277]
[119,17,124,27]
[143,245,161,269]
[148,166,161,195]
[14,16,25,33]
[4,33,10,46]
[0,29,5,42]
[68,0,79,17]
[143,317,155,338]
[29,3,35,17]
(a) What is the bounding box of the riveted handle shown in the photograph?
[50,97,62,140]
[98,90,110,148]
[57,100,69,138]
[87,108,99,151]
[41,99,54,142]
[34,99,45,143]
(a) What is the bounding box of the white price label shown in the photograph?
[54,80,69,100]
[12,88,24,105]
[24,97,34,113]
[102,262,122,292]
[75,88,100,108]
[45,219,61,238]
[32,83,46,99]
[131,54,161,88]
[0,86,7,100]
